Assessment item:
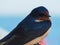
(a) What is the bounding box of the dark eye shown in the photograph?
[39,13,46,17]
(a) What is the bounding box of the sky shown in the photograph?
[0,0,60,17]
[0,28,8,39]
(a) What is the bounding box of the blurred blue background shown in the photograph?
[0,0,60,45]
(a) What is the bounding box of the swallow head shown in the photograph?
[30,6,51,20]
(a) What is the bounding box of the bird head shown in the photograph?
[30,6,51,20]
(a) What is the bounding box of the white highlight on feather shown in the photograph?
[35,20,43,22]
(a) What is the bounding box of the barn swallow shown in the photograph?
[0,6,52,45]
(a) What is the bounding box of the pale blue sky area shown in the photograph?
[0,0,60,17]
